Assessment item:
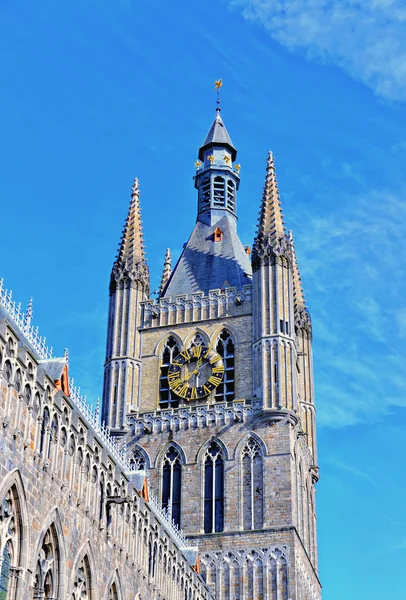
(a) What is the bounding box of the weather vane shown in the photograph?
[214,78,223,112]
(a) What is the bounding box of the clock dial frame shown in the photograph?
[168,345,225,400]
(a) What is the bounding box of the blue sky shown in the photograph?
[1,1,406,597]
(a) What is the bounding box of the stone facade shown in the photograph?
[0,104,322,600]
[0,305,213,600]
[101,112,322,600]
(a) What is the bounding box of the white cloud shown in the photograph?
[227,0,406,101]
[290,187,406,427]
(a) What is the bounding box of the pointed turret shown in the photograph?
[252,151,297,420]
[165,103,251,298]
[254,151,286,251]
[289,231,306,319]
[159,248,172,296]
[289,234,315,460]
[102,178,150,433]
[198,108,237,161]
[112,178,149,294]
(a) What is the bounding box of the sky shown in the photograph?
[1,0,406,597]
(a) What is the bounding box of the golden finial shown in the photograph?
[234,164,241,173]
[207,154,215,164]
[214,79,223,113]
[224,155,231,165]
[194,160,203,169]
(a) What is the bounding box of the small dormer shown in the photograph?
[214,226,223,242]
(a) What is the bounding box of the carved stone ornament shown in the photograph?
[295,307,312,333]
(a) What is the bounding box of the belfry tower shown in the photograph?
[102,95,321,600]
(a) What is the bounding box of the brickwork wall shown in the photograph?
[128,410,321,600]
[0,317,213,600]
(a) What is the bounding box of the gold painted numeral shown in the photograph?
[212,365,224,373]
[208,376,222,386]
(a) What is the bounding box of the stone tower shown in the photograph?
[102,105,321,600]
[102,178,150,433]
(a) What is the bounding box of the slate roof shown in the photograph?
[163,214,252,298]
[198,111,237,161]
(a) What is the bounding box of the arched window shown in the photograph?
[0,485,22,600]
[190,333,205,348]
[48,414,58,459]
[204,442,224,533]
[108,582,119,600]
[241,438,263,530]
[214,330,235,402]
[5,338,15,358]
[24,384,31,405]
[0,541,12,599]
[14,370,22,393]
[162,446,182,527]
[129,447,146,471]
[159,337,180,409]
[34,524,60,600]
[40,407,50,456]
[4,361,12,384]
[213,176,225,207]
[227,179,235,211]
[72,555,92,600]
[200,178,211,211]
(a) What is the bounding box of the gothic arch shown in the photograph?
[154,331,183,356]
[34,507,66,600]
[154,440,187,468]
[196,436,229,463]
[0,469,29,598]
[127,444,150,470]
[70,540,98,600]
[209,323,241,347]
[183,328,210,349]
[233,432,267,460]
[105,569,124,600]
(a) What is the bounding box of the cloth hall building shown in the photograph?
[0,104,321,600]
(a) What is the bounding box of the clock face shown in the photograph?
[168,345,224,400]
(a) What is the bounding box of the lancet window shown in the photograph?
[241,438,264,530]
[204,442,224,533]
[0,486,21,600]
[40,407,50,456]
[129,447,146,471]
[33,524,60,600]
[214,330,235,402]
[72,555,91,600]
[159,337,180,409]
[162,446,182,527]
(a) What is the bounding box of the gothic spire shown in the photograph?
[159,248,172,296]
[255,151,286,248]
[289,231,305,316]
[115,178,147,270]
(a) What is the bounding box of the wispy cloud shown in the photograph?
[291,186,406,427]
[227,0,406,101]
